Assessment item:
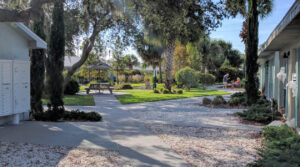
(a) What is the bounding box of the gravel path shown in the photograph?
[0,141,132,167]
[122,94,264,167]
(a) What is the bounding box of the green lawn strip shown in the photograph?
[43,95,95,106]
[131,83,164,88]
[115,88,230,104]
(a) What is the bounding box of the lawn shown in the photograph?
[131,83,164,89]
[115,88,230,104]
[43,95,95,106]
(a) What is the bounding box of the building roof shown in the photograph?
[64,56,81,68]
[8,22,47,49]
[259,0,300,57]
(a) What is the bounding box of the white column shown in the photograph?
[274,51,280,110]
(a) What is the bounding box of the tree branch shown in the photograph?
[0,0,64,22]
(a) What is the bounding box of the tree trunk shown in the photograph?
[63,26,100,88]
[245,0,259,105]
[30,15,46,117]
[159,60,163,83]
[165,38,176,91]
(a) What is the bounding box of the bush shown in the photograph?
[212,96,227,105]
[162,88,171,94]
[197,72,216,89]
[249,125,300,167]
[230,92,247,106]
[153,89,160,94]
[131,75,143,83]
[202,98,212,105]
[175,67,197,90]
[237,98,281,124]
[114,83,133,90]
[215,66,243,82]
[64,80,80,95]
[176,89,183,94]
[33,107,102,122]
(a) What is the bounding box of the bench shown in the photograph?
[85,83,113,94]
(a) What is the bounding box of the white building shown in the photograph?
[258,0,300,129]
[0,22,47,125]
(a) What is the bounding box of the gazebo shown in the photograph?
[84,61,112,81]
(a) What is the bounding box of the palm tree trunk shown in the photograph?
[245,0,259,104]
[165,38,176,91]
[159,60,162,83]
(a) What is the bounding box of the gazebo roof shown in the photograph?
[85,61,112,70]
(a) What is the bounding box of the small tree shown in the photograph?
[175,67,197,91]
[46,1,65,115]
[197,72,216,90]
[123,54,139,70]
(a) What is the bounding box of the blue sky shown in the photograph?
[210,0,296,54]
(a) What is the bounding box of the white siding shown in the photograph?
[0,23,29,61]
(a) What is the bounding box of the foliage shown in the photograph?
[198,37,223,73]
[64,79,80,95]
[114,83,133,90]
[202,98,212,105]
[46,2,65,111]
[115,88,229,104]
[34,108,102,122]
[112,37,126,83]
[175,67,197,91]
[153,89,160,94]
[176,89,183,94]
[229,92,247,106]
[237,98,280,124]
[173,44,190,76]
[162,88,171,94]
[249,125,300,167]
[123,54,139,70]
[215,66,243,82]
[212,96,227,106]
[197,72,216,89]
[186,42,202,71]
[215,40,244,68]
[30,14,46,116]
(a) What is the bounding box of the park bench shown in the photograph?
[85,83,113,94]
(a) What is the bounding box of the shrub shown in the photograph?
[131,75,143,83]
[33,107,102,122]
[176,89,183,94]
[202,98,212,105]
[230,92,247,106]
[237,98,281,124]
[228,97,240,106]
[197,72,216,89]
[212,96,227,106]
[153,89,160,94]
[175,67,197,91]
[162,88,171,94]
[114,83,133,90]
[64,79,80,95]
[249,125,300,167]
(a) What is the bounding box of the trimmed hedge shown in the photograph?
[212,96,226,105]
[202,98,212,105]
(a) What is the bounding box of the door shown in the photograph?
[0,60,13,116]
[13,61,30,114]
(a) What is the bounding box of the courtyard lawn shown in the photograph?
[131,83,164,89]
[43,95,95,106]
[115,88,230,104]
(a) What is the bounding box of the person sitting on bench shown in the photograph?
[231,77,241,89]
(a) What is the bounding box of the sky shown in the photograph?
[210,0,296,53]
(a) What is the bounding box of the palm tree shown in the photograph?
[225,0,273,104]
[123,54,139,70]
[197,37,223,73]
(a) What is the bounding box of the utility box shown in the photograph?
[0,22,47,125]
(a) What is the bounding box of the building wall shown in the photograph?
[0,23,29,61]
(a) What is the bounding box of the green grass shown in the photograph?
[131,83,164,89]
[43,95,95,106]
[115,88,230,104]
[80,85,87,92]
